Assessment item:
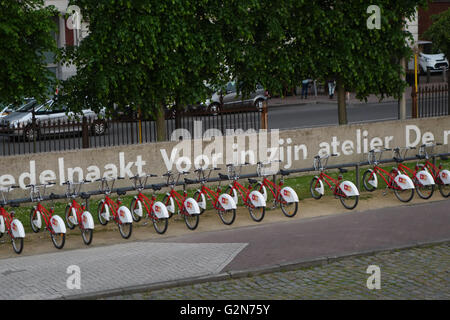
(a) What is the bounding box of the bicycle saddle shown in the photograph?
[416,154,425,159]
[280,169,290,176]
[218,173,229,180]
[184,178,195,184]
[80,192,91,200]
[248,178,258,184]
[49,193,58,200]
[338,168,348,174]
[393,157,403,163]
[117,190,126,196]
[152,185,162,191]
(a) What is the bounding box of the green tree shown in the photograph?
[60,0,224,141]
[0,0,58,104]
[285,0,427,124]
[423,8,450,112]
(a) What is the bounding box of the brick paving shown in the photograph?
[0,242,247,300]
[109,242,450,300]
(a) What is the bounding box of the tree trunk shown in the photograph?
[156,104,166,142]
[337,78,347,125]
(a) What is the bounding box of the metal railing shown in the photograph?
[4,151,450,206]
[0,105,265,156]
[412,83,449,118]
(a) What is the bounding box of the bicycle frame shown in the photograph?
[100,195,122,224]
[164,171,200,216]
[314,171,347,197]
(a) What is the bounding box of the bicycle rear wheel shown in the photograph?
[81,228,93,245]
[279,195,298,217]
[11,237,24,254]
[51,232,65,249]
[153,217,168,234]
[339,194,359,210]
[438,182,450,198]
[390,169,414,202]
[218,208,236,225]
[184,212,199,230]
[118,222,133,239]
[248,205,265,222]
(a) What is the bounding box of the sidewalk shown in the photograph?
[268,87,412,107]
[0,197,448,299]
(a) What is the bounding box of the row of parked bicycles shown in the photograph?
[0,143,449,254]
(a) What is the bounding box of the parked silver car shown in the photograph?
[197,81,268,112]
[0,98,106,141]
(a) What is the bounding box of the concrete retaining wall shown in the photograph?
[1,116,449,197]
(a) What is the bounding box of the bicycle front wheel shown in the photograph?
[162,194,173,218]
[11,237,24,254]
[130,198,142,222]
[97,201,109,226]
[310,177,323,199]
[118,222,133,239]
[193,191,206,215]
[184,212,199,230]
[153,217,168,234]
[81,228,93,245]
[218,208,236,225]
[362,170,377,192]
[248,206,265,222]
[390,170,414,202]
[30,208,41,233]
[51,232,66,249]
[65,205,75,230]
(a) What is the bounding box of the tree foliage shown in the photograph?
[0,0,58,105]
[423,8,450,60]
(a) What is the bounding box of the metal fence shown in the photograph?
[0,106,265,156]
[412,83,449,118]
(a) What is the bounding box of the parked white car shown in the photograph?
[418,40,449,74]
[0,98,106,141]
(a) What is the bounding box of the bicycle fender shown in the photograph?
[314,177,325,195]
[11,219,25,238]
[166,193,175,213]
[132,197,143,217]
[0,216,5,234]
[339,181,360,196]
[280,186,299,203]
[439,170,450,184]
[394,174,415,190]
[229,185,238,205]
[415,170,435,186]
[50,215,66,234]
[197,190,206,210]
[184,198,201,215]
[31,207,42,229]
[70,207,79,225]
[249,190,266,208]
[218,193,237,210]
[366,170,378,188]
[81,211,95,229]
[153,201,169,219]
[118,206,133,224]
[259,183,268,202]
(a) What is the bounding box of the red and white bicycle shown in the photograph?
[0,186,25,254]
[188,167,237,225]
[96,177,133,239]
[129,174,170,234]
[63,180,95,245]
[219,163,267,222]
[162,171,201,230]
[250,160,299,218]
[310,153,360,210]
[29,182,67,249]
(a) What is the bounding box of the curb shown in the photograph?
[62,237,450,300]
